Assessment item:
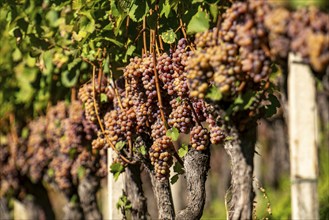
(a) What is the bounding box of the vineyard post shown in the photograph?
[288,53,319,219]
[107,148,125,219]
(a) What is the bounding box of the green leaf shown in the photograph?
[170,160,185,184]
[95,37,124,47]
[77,166,86,179]
[100,93,108,103]
[187,10,209,34]
[72,30,87,41]
[110,162,125,181]
[265,94,280,118]
[46,10,58,27]
[173,161,184,175]
[166,127,179,141]
[79,11,95,33]
[117,0,133,13]
[225,136,235,141]
[209,4,218,22]
[47,168,54,178]
[161,29,176,44]
[21,127,29,139]
[123,44,136,62]
[116,194,132,210]
[128,1,149,22]
[160,0,171,18]
[206,86,222,101]
[178,143,188,157]
[70,195,78,204]
[69,148,77,159]
[61,70,80,88]
[12,48,22,61]
[115,141,126,151]
[170,174,179,184]
[72,0,83,10]
[139,145,147,155]
[67,58,81,71]
[103,55,110,74]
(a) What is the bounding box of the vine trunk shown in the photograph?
[224,121,257,220]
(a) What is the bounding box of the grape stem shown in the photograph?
[152,46,167,129]
[125,16,129,39]
[71,87,76,101]
[186,99,202,127]
[151,4,184,167]
[97,63,103,94]
[143,17,147,55]
[9,113,18,167]
[109,69,124,110]
[109,67,133,158]
[158,34,164,52]
[88,61,134,164]
[179,19,187,40]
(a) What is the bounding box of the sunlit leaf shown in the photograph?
[206,86,222,101]
[178,144,188,157]
[115,141,126,151]
[161,29,176,44]
[110,163,125,181]
[187,10,209,34]
[166,127,179,141]
[61,70,80,87]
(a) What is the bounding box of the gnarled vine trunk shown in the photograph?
[125,164,148,220]
[63,202,83,220]
[176,148,210,220]
[78,175,102,220]
[224,122,257,220]
[149,171,175,220]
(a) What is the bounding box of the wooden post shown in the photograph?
[107,148,125,219]
[288,53,319,219]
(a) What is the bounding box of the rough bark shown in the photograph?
[0,198,10,220]
[224,122,257,220]
[63,202,83,220]
[125,164,148,220]
[149,171,175,220]
[78,175,102,220]
[176,148,210,220]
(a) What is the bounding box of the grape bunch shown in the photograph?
[23,101,104,196]
[206,114,225,145]
[0,143,20,198]
[168,99,194,133]
[26,117,50,182]
[151,118,166,140]
[71,148,107,185]
[48,154,74,194]
[78,79,114,123]
[187,1,272,100]
[103,108,136,147]
[265,6,329,72]
[171,39,191,98]
[149,136,174,179]
[190,126,210,151]
[194,27,220,49]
